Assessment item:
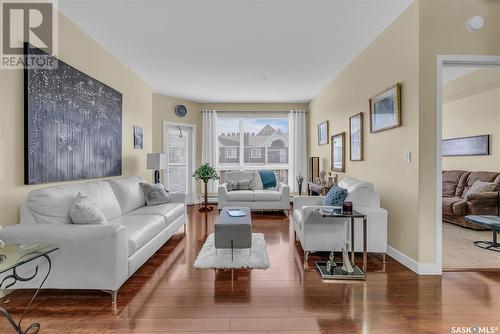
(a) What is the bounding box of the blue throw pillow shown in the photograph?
[322,185,348,206]
[259,170,277,189]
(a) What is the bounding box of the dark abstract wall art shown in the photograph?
[25,43,123,185]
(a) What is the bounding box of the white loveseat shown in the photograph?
[292,177,387,261]
[218,170,290,210]
[0,176,186,302]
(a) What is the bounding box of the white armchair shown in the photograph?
[292,177,387,262]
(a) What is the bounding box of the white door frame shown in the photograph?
[435,55,500,273]
[163,121,197,205]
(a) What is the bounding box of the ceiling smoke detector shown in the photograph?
[466,16,484,32]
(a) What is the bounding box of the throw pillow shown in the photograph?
[70,192,108,225]
[227,179,253,191]
[464,180,496,199]
[140,182,170,206]
[259,170,277,189]
[322,185,348,207]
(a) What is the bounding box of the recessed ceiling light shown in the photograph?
[466,16,485,32]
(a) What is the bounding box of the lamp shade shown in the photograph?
[147,153,168,170]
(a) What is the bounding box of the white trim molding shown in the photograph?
[387,246,440,275]
[435,55,500,275]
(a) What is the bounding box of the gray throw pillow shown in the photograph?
[140,183,170,206]
[227,179,253,191]
[465,180,497,199]
[70,192,108,225]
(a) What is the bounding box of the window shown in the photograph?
[279,149,287,163]
[251,148,261,159]
[226,148,237,159]
[217,115,289,184]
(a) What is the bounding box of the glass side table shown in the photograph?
[314,208,367,280]
[0,242,59,334]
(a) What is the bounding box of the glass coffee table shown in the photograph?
[314,208,367,280]
[0,242,59,334]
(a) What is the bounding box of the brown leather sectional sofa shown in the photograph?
[442,170,500,229]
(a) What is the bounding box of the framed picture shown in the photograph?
[442,135,489,157]
[349,113,363,161]
[318,121,329,145]
[370,83,401,133]
[134,126,143,149]
[331,132,345,172]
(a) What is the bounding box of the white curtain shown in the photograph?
[201,110,218,194]
[288,110,307,193]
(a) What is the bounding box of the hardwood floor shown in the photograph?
[1,205,500,333]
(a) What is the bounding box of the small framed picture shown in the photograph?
[318,121,329,145]
[134,126,143,149]
[349,113,363,161]
[331,132,345,172]
[370,83,401,133]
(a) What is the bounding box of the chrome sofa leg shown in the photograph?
[382,253,387,264]
[304,251,309,262]
[102,290,118,304]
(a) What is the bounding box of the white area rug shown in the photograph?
[443,222,500,269]
[193,233,270,269]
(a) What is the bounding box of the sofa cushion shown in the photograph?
[253,171,264,190]
[27,181,121,225]
[464,180,496,200]
[463,172,500,198]
[110,215,166,256]
[442,170,469,197]
[322,186,348,206]
[259,170,277,189]
[227,179,253,191]
[338,177,376,207]
[442,196,463,216]
[254,190,281,202]
[128,203,185,225]
[69,192,108,225]
[227,190,255,202]
[108,177,146,214]
[226,171,254,184]
[452,200,468,216]
[140,182,170,206]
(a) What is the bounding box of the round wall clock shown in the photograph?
[175,104,188,117]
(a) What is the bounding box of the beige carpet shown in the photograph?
[443,222,500,269]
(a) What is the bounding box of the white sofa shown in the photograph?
[218,170,290,210]
[0,176,186,303]
[292,177,387,261]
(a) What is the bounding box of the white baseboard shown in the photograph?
[387,246,441,275]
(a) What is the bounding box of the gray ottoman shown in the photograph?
[215,207,252,259]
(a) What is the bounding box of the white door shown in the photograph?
[164,123,195,204]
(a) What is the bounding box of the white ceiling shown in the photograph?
[59,0,413,103]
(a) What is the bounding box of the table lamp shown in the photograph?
[147,153,167,184]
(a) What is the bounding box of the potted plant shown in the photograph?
[296,174,305,196]
[192,163,219,213]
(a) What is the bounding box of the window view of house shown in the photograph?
[217,117,289,183]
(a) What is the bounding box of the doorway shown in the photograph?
[436,56,500,271]
[163,122,196,205]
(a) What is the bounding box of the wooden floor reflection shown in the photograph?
[1,205,499,333]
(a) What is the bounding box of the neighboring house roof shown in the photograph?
[218,125,289,147]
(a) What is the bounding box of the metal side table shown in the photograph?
[314,208,367,280]
[0,243,59,334]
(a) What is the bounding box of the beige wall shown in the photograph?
[418,0,500,263]
[442,68,500,171]
[0,13,153,227]
[308,2,421,260]
[152,94,202,197]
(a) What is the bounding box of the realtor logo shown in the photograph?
[1,0,58,69]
